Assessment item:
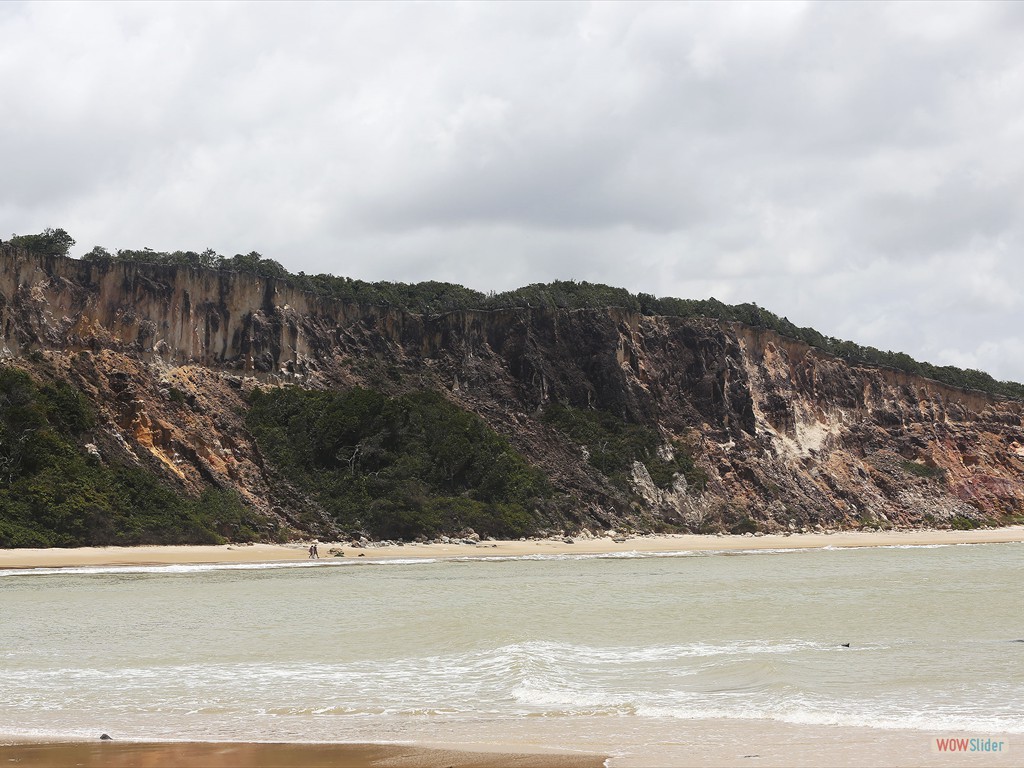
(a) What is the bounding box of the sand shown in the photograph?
[1,526,1022,570]
[2,724,1017,768]
[0,741,607,768]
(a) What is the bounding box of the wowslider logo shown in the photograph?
[932,737,1009,754]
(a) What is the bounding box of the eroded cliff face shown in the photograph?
[3,244,1022,536]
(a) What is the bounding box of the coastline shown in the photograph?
[0,741,607,768]
[1,526,1022,570]
[3,722,1018,768]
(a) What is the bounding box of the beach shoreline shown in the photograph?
[0,740,608,768]
[2,722,1018,768]
[1,526,1022,570]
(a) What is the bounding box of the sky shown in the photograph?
[2,1,1023,382]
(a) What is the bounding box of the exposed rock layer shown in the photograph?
[3,245,1022,535]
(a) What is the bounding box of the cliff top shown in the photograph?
[2,238,1022,402]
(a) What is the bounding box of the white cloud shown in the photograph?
[2,0,1023,381]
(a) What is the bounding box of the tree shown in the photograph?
[9,228,76,257]
[81,246,114,265]
[220,251,289,279]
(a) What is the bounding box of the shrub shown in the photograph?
[901,460,945,480]
[0,366,271,547]
[542,403,705,492]
[245,387,549,539]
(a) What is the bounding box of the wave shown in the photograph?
[4,638,1022,737]
[0,558,440,578]
[0,547,818,578]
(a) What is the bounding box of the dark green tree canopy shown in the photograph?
[246,387,548,540]
[8,228,76,257]
[0,367,270,548]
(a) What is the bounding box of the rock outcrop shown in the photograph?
[2,244,1022,536]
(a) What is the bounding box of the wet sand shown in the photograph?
[0,526,1022,570]
[2,724,1017,768]
[0,741,606,767]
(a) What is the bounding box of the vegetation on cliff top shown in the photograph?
[0,367,271,547]
[245,387,549,540]
[9,228,1024,400]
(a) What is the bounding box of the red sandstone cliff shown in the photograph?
[2,244,1022,536]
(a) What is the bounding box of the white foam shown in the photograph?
[0,557,439,578]
[8,539,1006,579]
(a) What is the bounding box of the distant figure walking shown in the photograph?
[309,541,319,559]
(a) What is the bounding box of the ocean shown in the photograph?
[1,543,1022,765]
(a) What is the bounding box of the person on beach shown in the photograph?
[309,541,319,559]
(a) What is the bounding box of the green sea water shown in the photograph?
[1,543,1022,762]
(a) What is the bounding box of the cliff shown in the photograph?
[2,244,1023,539]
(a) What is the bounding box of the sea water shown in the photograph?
[1,543,1022,761]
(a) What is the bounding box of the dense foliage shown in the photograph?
[542,403,707,493]
[246,387,548,540]
[9,228,1024,400]
[901,460,946,480]
[0,368,268,547]
[7,227,75,257]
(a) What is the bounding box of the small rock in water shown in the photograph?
[99,733,113,741]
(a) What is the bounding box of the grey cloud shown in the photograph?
[2,1,1023,381]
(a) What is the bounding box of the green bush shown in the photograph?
[900,460,945,480]
[949,515,983,530]
[245,387,548,539]
[0,367,270,547]
[542,403,705,492]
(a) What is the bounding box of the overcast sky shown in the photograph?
[3,1,1023,382]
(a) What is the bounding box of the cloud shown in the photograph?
[2,1,1023,381]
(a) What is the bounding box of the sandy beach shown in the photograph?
[2,723,1017,768]
[0,741,607,768]
[1,526,1022,570]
